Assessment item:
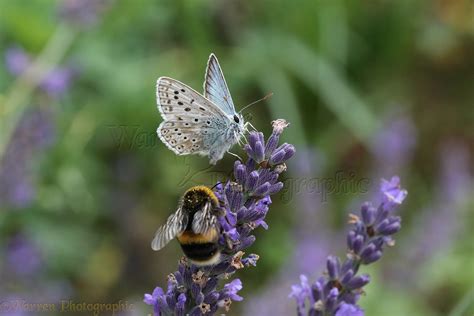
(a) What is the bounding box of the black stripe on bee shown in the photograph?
[180,242,219,262]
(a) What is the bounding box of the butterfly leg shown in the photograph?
[227,150,243,161]
[245,121,258,132]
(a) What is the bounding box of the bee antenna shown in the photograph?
[239,92,273,113]
[210,182,221,191]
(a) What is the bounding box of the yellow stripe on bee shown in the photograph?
[185,185,219,205]
[177,228,218,244]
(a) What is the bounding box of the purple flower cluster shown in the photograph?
[144,120,295,315]
[290,176,407,316]
[0,108,55,208]
[58,0,111,26]
[5,47,76,97]
[5,234,43,276]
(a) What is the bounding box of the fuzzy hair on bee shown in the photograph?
[151,185,223,266]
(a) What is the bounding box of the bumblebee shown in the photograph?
[151,186,222,266]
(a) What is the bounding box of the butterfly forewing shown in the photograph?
[151,206,188,251]
[203,54,236,116]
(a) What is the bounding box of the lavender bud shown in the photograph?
[375,204,390,224]
[265,132,279,157]
[254,182,271,196]
[248,132,260,148]
[204,291,219,304]
[361,202,376,226]
[360,243,376,261]
[269,148,286,165]
[166,294,176,310]
[340,269,354,285]
[246,157,256,171]
[230,191,243,212]
[192,283,202,299]
[341,258,355,274]
[176,293,187,316]
[345,274,370,290]
[311,282,324,302]
[238,208,261,222]
[327,256,340,280]
[254,141,265,162]
[283,144,296,161]
[335,303,364,316]
[347,230,356,250]
[245,171,259,192]
[374,218,389,233]
[257,132,265,145]
[244,144,254,158]
[234,161,247,184]
[268,182,284,195]
[379,221,401,235]
[236,206,249,221]
[361,250,383,265]
[352,234,364,254]
[240,235,256,248]
[203,278,218,294]
[325,288,339,312]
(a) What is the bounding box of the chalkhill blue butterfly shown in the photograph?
[156,53,245,165]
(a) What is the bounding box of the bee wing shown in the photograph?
[151,207,188,251]
[191,200,218,234]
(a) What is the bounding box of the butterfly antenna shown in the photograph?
[239,92,273,113]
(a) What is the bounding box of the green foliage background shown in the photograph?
[0,0,473,315]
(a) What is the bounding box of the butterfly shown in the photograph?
[156,53,246,165]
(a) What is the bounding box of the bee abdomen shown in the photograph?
[180,242,219,262]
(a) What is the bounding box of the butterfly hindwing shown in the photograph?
[203,54,236,116]
[157,77,230,156]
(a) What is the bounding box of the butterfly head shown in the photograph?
[230,113,245,135]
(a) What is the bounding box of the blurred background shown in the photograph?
[0,0,473,315]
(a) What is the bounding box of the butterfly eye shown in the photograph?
[233,115,240,123]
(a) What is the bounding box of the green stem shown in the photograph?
[0,23,77,160]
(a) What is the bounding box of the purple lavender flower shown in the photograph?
[144,119,295,315]
[290,176,407,315]
[40,67,76,97]
[58,0,111,26]
[0,108,55,208]
[335,303,364,316]
[5,47,30,75]
[6,235,42,276]
[370,112,416,174]
[4,46,76,97]
[386,142,472,285]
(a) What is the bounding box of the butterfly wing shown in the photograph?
[191,200,217,235]
[203,54,237,116]
[156,77,235,163]
[151,206,188,251]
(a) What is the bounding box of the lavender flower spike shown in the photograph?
[145,119,295,315]
[290,176,407,315]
